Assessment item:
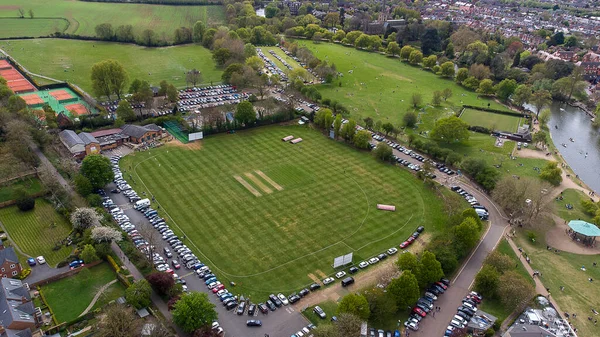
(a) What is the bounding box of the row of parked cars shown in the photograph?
[257,48,288,81]
[109,156,142,203]
[279,46,326,84]
[403,278,451,331]
[443,291,483,336]
[450,186,490,220]
[100,99,146,113]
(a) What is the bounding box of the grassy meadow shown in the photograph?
[120,125,448,297]
[0,18,68,38]
[0,198,72,266]
[1,39,222,93]
[515,231,600,337]
[0,0,224,40]
[294,40,509,127]
[0,177,43,203]
[460,108,522,133]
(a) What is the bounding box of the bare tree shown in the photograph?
[96,304,141,337]
[17,8,24,18]
[186,69,202,87]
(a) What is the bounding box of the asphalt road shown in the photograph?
[378,140,509,336]
[105,182,310,337]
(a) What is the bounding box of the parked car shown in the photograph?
[313,306,326,319]
[27,258,36,266]
[335,271,346,279]
[265,300,276,311]
[246,320,262,327]
[69,260,84,269]
[248,303,256,316]
[277,293,289,305]
[36,256,46,264]
[171,260,181,269]
[358,261,369,268]
[258,302,268,314]
[309,283,321,291]
[237,302,246,315]
[322,277,335,285]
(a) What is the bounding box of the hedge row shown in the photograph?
[37,286,58,326]
[462,105,528,118]
[107,255,120,273]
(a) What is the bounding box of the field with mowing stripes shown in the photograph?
[0,199,72,266]
[121,125,448,296]
[460,108,522,132]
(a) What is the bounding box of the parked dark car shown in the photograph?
[258,303,268,314]
[246,320,262,327]
[349,267,359,274]
[310,283,321,291]
[265,300,276,311]
[288,294,300,304]
[299,288,310,297]
[225,301,237,310]
[248,304,256,316]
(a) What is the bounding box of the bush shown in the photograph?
[86,194,103,207]
[107,255,121,273]
[17,268,31,280]
[13,187,35,212]
[57,259,70,268]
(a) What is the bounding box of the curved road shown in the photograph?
[386,144,509,336]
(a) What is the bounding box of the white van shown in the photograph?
[134,198,151,210]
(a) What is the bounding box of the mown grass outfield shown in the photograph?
[0,198,72,266]
[460,108,522,132]
[0,18,68,38]
[1,39,222,94]
[121,125,448,296]
[0,0,224,40]
[294,40,510,128]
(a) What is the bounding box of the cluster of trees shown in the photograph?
[425,208,484,276]
[282,41,339,83]
[474,250,535,313]
[581,198,600,226]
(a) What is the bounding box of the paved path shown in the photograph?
[79,279,118,317]
[33,146,74,194]
[383,143,510,336]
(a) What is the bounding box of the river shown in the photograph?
[548,101,600,193]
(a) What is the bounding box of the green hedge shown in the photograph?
[462,105,528,118]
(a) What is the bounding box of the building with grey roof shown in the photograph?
[58,130,100,159]
[0,278,40,337]
[0,245,21,279]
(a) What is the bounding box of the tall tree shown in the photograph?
[235,101,255,126]
[498,271,535,312]
[91,59,128,99]
[387,271,420,308]
[452,217,480,257]
[70,207,102,231]
[115,100,135,122]
[512,84,532,107]
[430,116,470,143]
[411,93,422,108]
[473,265,500,298]
[418,251,444,288]
[337,293,370,320]
[396,252,420,279]
[495,79,518,101]
[80,155,114,189]
[440,61,455,77]
[95,23,114,40]
[172,292,218,333]
[333,114,342,139]
[531,90,552,117]
[540,161,562,186]
[192,21,206,43]
[125,280,152,309]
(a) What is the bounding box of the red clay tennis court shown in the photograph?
[6,79,35,93]
[64,103,88,116]
[0,60,11,70]
[21,93,44,106]
[50,89,75,102]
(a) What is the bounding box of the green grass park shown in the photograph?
[460,108,522,133]
[0,0,224,40]
[554,189,594,223]
[0,18,68,38]
[0,39,222,93]
[0,198,72,266]
[120,125,449,297]
[515,231,600,337]
[294,40,509,127]
[0,177,43,203]
[41,263,123,323]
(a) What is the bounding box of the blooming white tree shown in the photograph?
[91,226,122,243]
[70,207,102,230]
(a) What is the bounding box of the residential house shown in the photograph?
[0,246,21,279]
[0,278,41,337]
[120,124,163,144]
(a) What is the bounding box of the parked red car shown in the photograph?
[399,241,410,249]
[435,281,448,290]
[412,307,427,317]
[212,284,226,293]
